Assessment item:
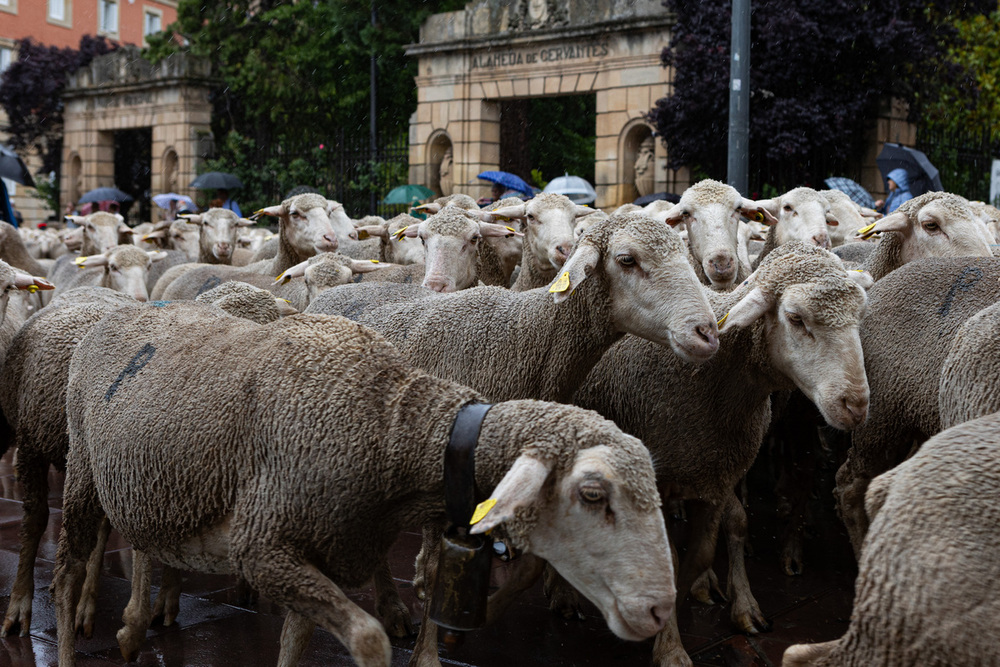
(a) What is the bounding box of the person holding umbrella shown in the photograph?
[875,168,913,215]
[216,189,242,217]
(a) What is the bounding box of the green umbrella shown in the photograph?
[381,184,435,206]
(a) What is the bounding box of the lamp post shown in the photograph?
[370,2,378,214]
[727,0,750,195]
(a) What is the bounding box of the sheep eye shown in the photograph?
[616,254,636,267]
[470,235,481,244]
[923,222,940,232]
[579,485,605,504]
[786,312,804,326]
[783,205,793,212]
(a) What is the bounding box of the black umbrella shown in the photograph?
[634,192,680,206]
[190,171,243,189]
[78,187,134,204]
[876,143,943,198]
[0,145,36,188]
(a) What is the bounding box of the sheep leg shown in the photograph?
[151,565,182,626]
[277,611,315,667]
[833,454,870,560]
[373,557,414,637]
[117,549,153,661]
[651,538,693,667]
[781,639,839,666]
[675,500,723,602]
[721,490,770,634]
[542,564,585,620]
[243,546,392,667]
[409,525,444,667]
[75,516,111,638]
[1,452,49,637]
[53,455,106,667]
[485,553,545,625]
[689,568,726,605]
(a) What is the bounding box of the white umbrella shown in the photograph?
[543,173,597,204]
[152,193,196,211]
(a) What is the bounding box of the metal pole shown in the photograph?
[727,0,750,194]
[369,2,378,214]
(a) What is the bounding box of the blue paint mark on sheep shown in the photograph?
[149,300,170,307]
[196,276,223,296]
[938,267,983,317]
[105,343,156,402]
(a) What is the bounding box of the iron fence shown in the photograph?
[916,127,999,203]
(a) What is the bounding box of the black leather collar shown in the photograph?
[444,402,494,533]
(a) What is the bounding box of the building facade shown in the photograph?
[0,0,178,224]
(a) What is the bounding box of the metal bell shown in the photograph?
[428,528,493,632]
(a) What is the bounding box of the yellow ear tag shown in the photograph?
[505,226,516,233]
[857,222,878,239]
[357,229,370,240]
[393,225,409,241]
[74,256,88,267]
[253,209,265,217]
[470,498,497,525]
[275,271,291,285]
[752,211,764,223]
[549,271,571,293]
[370,259,379,263]
[26,285,38,293]
[717,311,729,328]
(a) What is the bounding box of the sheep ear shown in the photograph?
[179,213,203,224]
[479,222,524,238]
[117,223,134,235]
[754,198,779,219]
[64,215,85,225]
[274,298,299,316]
[719,287,773,332]
[358,225,389,240]
[651,202,684,226]
[349,259,387,274]
[859,207,882,219]
[857,212,907,239]
[146,251,168,263]
[469,455,552,535]
[413,202,441,215]
[74,254,109,269]
[254,204,284,219]
[326,200,344,213]
[574,205,598,218]
[825,212,839,226]
[13,273,54,292]
[491,204,527,220]
[141,230,166,241]
[275,259,309,285]
[847,269,874,291]
[461,208,493,222]
[549,243,600,305]
[237,218,254,227]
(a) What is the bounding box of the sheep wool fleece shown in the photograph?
[60,303,661,583]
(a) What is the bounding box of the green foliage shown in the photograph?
[30,174,59,216]
[528,96,596,184]
[529,168,548,190]
[922,11,1000,137]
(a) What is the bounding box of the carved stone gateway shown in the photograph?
[407,0,687,209]
[61,46,215,217]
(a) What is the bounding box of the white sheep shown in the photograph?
[818,189,880,247]
[783,412,1000,667]
[53,302,676,667]
[573,242,872,667]
[752,187,837,267]
[52,245,167,302]
[353,214,426,265]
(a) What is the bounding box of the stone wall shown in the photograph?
[407,0,681,209]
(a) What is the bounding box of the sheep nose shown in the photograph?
[348,229,359,241]
[216,242,231,255]
[423,277,452,293]
[843,396,868,425]
[707,254,736,280]
[812,233,831,249]
[696,322,718,347]
[321,233,339,250]
[650,602,671,632]
[554,245,570,262]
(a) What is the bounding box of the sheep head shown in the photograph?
[75,245,166,302]
[255,194,358,256]
[0,260,53,323]
[719,241,870,430]
[756,187,834,250]
[549,211,719,364]
[181,208,253,262]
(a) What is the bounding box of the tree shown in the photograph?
[0,36,117,176]
[648,0,993,191]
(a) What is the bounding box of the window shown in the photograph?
[0,47,12,74]
[144,9,162,36]
[99,0,118,35]
[47,0,71,26]
[0,0,16,17]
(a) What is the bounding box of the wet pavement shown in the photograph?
[0,448,857,667]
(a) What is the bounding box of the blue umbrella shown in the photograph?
[824,177,876,210]
[78,187,134,204]
[477,171,533,196]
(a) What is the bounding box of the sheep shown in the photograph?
[0,221,50,276]
[645,179,771,291]
[233,228,276,266]
[150,193,357,301]
[573,241,872,667]
[969,200,1000,244]
[352,214,426,265]
[63,212,133,255]
[468,193,598,291]
[53,302,676,667]
[938,300,1000,429]
[0,286,136,637]
[469,197,524,287]
[51,245,166,302]
[783,412,1000,667]
[752,187,837,268]
[819,189,880,247]
[850,191,994,280]
[273,253,395,306]
[353,207,523,293]
[833,256,1000,557]
[178,208,255,264]
[306,211,720,405]
[195,281,299,323]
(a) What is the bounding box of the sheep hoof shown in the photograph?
[1,597,31,637]
[75,600,96,639]
[116,625,143,662]
[733,604,771,634]
[690,569,726,605]
[378,599,414,638]
[781,540,804,576]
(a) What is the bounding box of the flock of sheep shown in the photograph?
[0,179,998,667]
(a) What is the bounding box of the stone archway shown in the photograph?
[161,147,179,194]
[68,153,83,209]
[406,1,678,209]
[618,120,655,204]
[426,131,453,197]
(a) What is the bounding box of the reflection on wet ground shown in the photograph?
[0,448,856,666]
